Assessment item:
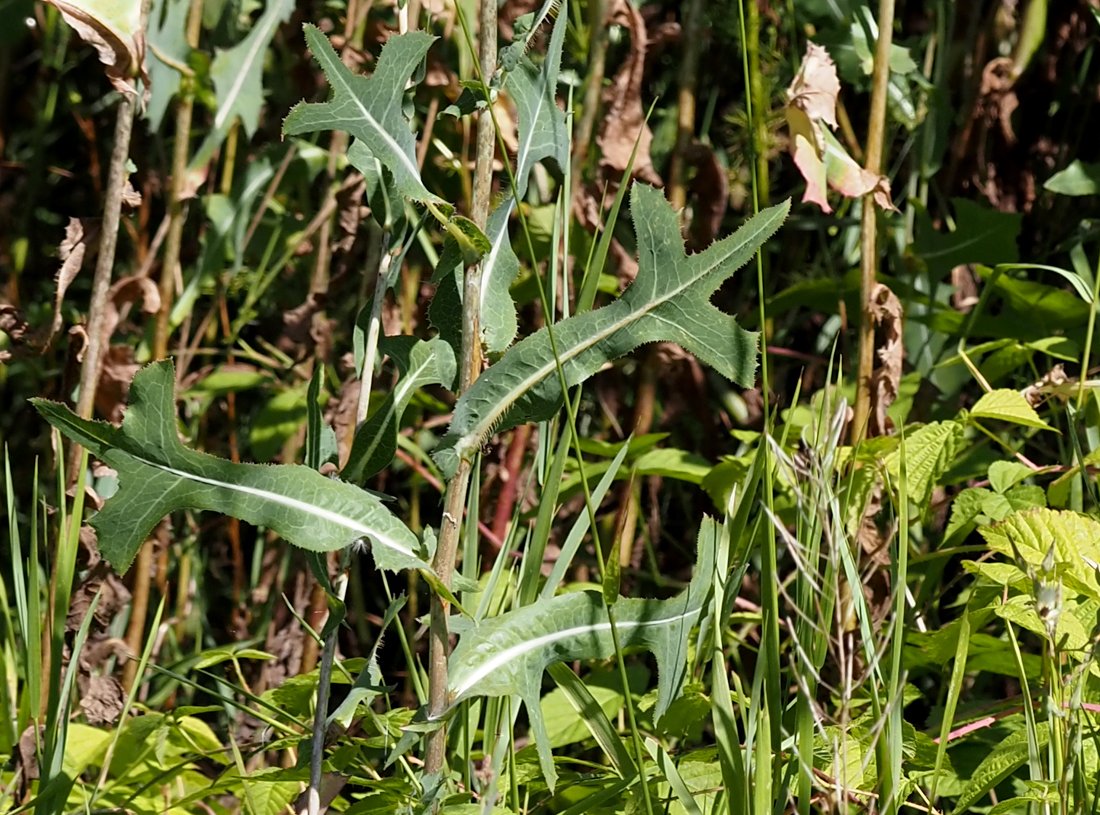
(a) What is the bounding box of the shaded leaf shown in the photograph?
[343,336,456,483]
[1044,160,1100,196]
[913,199,1020,279]
[145,0,190,131]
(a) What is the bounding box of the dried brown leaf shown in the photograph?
[596,0,661,186]
[44,0,147,96]
[49,218,99,348]
[868,283,903,437]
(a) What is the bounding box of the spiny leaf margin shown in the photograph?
[32,361,428,575]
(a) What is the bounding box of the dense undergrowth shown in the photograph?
[3,0,1100,813]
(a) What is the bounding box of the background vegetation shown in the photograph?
[3,0,1100,812]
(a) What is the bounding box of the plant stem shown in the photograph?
[851,0,896,445]
[124,0,205,694]
[569,0,608,191]
[424,0,497,781]
[666,0,705,211]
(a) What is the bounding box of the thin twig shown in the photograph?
[851,0,896,445]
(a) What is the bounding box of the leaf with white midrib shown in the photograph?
[283,25,440,205]
[433,184,789,477]
[343,336,456,483]
[443,517,719,792]
[32,361,428,575]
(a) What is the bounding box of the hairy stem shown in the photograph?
[424,0,497,781]
[851,0,895,444]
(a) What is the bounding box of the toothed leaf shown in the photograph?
[283,25,440,204]
[343,336,457,483]
[32,361,429,575]
[433,184,789,477]
[444,517,719,791]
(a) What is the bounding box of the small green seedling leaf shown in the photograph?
[32,361,430,575]
[433,185,789,477]
[284,25,441,204]
[442,517,719,790]
[969,389,1054,431]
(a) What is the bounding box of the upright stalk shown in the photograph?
[851,0,896,444]
[666,0,704,211]
[424,0,496,779]
[123,0,206,693]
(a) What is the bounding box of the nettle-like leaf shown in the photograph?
[32,361,429,575]
[442,517,719,791]
[343,336,457,484]
[283,25,441,205]
[433,184,789,477]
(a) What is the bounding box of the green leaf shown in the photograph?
[887,420,964,511]
[479,195,523,353]
[951,723,1049,815]
[505,0,568,198]
[969,389,1054,430]
[343,336,457,483]
[979,508,1100,601]
[1044,160,1100,196]
[913,199,1020,279]
[209,0,294,137]
[283,25,440,204]
[442,517,719,791]
[987,460,1034,494]
[145,0,190,131]
[433,186,789,477]
[32,361,429,575]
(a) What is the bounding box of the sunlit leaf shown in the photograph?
[32,361,429,575]
[433,185,788,477]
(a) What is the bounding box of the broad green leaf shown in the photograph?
[987,460,1034,494]
[1044,160,1100,196]
[979,508,1100,601]
[433,185,789,477]
[950,723,1049,815]
[504,0,568,199]
[343,336,457,484]
[442,517,719,790]
[32,361,428,575]
[969,389,1053,430]
[283,26,440,204]
[249,383,309,462]
[914,199,1020,279]
[144,0,190,131]
[209,0,294,137]
[886,420,964,510]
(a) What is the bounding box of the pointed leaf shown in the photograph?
[209,0,295,138]
[145,0,190,131]
[479,194,523,353]
[31,361,429,575]
[969,389,1054,430]
[433,185,788,477]
[505,0,568,199]
[283,25,440,204]
[343,336,457,483]
[442,518,719,791]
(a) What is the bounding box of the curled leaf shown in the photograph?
[785,43,895,213]
[45,0,146,95]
